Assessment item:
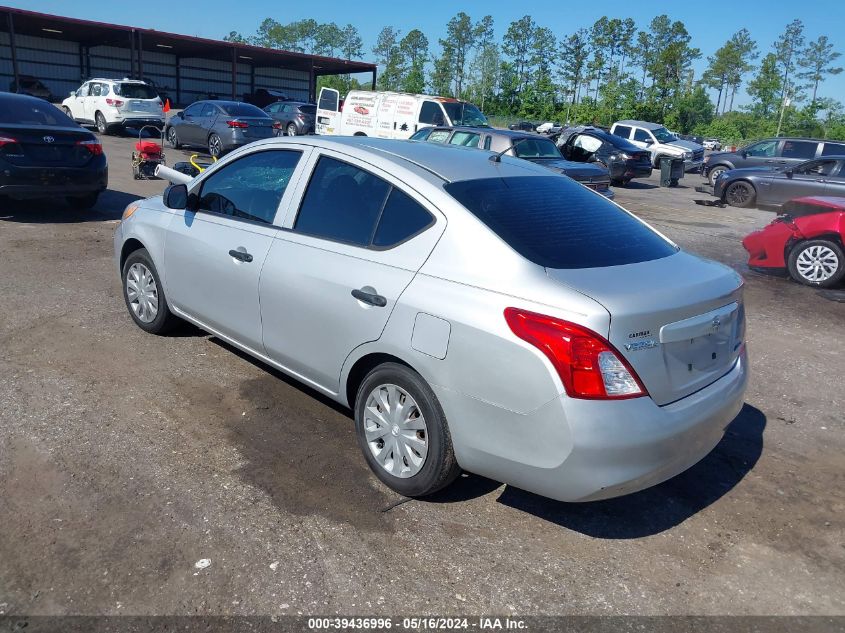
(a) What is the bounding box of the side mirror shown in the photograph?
[740,150,748,158]
[785,168,794,179]
[69,90,76,97]
[644,139,654,146]
[163,183,188,210]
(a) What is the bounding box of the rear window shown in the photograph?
[298,105,316,115]
[444,176,678,269]
[114,83,158,99]
[0,97,74,126]
[219,103,268,117]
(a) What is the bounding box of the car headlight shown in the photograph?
[683,151,692,160]
[122,203,140,221]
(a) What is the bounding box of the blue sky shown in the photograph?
[8,0,844,107]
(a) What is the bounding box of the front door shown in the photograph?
[316,87,340,135]
[259,150,444,393]
[68,82,89,120]
[765,158,838,205]
[83,82,103,121]
[164,148,307,350]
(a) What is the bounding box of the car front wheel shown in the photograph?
[166,127,182,149]
[724,181,756,208]
[787,239,845,288]
[708,165,728,184]
[122,248,180,334]
[354,363,460,498]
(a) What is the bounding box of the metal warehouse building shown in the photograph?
[0,6,376,106]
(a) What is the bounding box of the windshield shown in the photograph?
[652,127,677,143]
[442,102,489,127]
[445,176,677,269]
[0,98,75,126]
[220,103,269,117]
[514,138,561,158]
[114,83,159,99]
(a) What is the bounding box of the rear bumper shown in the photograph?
[0,161,108,198]
[437,348,749,502]
[223,130,275,151]
[614,162,652,180]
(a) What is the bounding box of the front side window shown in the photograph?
[183,103,203,117]
[633,128,652,143]
[441,102,489,127]
[266,103,281,113]
[651,127,677,143]
[445,176,677,269]
[419,101,445,125]
[745,140,778,157]
[90,83,103,97]
[198,150,302,224]
[200,103,218,117]
[782,141,818,160]
[449,131,480,147]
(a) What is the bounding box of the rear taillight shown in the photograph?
[227,120,249,129]
[105,98,124,107]
[76,139,103,156]
[504,308,647,400]
[0,136,18,148]
[272,121,282,130]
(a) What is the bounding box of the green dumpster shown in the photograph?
[659,157,685,187]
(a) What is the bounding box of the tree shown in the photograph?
[439,12,479,99]
[314,23,343,57]
[467,16,498,111]
[430,48,453,96]
[373,27,402,91]
[671,85,714,133]
[773,19,805,134]
[223,31,248,44]
[746,53,782,116]
[502,16,536,102]
[399,29,429,94]
[799,35,843,105]
[339,24,364,60]
[559,28,590,114]
[724,29,758,113]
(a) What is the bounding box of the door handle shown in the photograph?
[228,249,253,263]
[351,288,387,307]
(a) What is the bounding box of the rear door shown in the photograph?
[824,160,845,196]
[766,158,838,204]
[259,150,444,393]
[780,140,821,167]
[316,87,340,135]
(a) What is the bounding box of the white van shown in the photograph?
[315,88,488,139]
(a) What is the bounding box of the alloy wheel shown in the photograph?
[795,244,840,283]
[287,123,297,137]
[726,182,752,206]
[363,384,428,479]
[209,135,222,157]
[125,263,159,323]
[96,113,106,134]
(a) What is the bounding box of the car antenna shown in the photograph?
[490,137,531,163]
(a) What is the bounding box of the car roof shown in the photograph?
[246,136,551,183]
[615,120,665,130]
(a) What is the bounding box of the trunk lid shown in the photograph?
[233,117,276,138]
[547,252,745,406]
[0,125,96,167]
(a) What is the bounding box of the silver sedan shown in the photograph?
[115,137,748,502]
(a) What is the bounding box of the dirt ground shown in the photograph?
[0,131,843,618]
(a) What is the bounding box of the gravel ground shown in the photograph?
[0,132,843,618]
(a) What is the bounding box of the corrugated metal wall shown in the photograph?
[254,66,309,102]
[0,31,83,100]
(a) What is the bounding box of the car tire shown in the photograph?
[66,193,99,210]
[354,362,461,498]
[787,239,845,288]
[95,111,109,135]
[121,248,180,334]
[286,123,297,137]
[708,165,728,185]
[166,127,182,149]
[724,181,756,208]
[208,133,223,158]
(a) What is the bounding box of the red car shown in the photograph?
[742,196,845,287]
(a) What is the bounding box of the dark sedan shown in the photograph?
[0,92,107,209]
[410,126,613,199]
[555,125,652,185]
[165,101,280,158]
[713,156,845,209]
[263,101,316,136]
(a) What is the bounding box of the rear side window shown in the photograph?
[821,143,845,157]
[445,176,677,269]
[373,189,434,247]
[449,131,480,147]
[782,140,818,159]
[613,125,632,139]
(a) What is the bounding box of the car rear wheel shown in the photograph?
[122,248,179,334]
[208,133,223,158]
[95,111,109,135]
[708,165,728,185]
[787,239,845,288]
[354,362,460,498]
[66,193,99,210]
[286,123,297,137]
[724,181,756,208]
[166,127,182,149]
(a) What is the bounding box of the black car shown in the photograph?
[555,125,653,185]
[704,137,845,185]
[263,101,316,136]
[508,121,536,132]
[0,92,107,209]
[712,156,845,209]
[244,88,290,109]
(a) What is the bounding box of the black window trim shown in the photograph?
[291,154,436,251]
[194,148,304,228]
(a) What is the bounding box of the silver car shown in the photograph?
[115,137,748,502]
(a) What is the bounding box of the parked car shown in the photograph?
[536,121,563,134]
[703,138,722,151]
[264,101,316,136]
[679,134,704,145]
[245,88,290,109]
[556,125,653,185]
[703,137,845,185]
[712,155,845,209]
[116,136,747,502]
[164,100,279,158]
[316,87,489,139]
[742,196,845,287]
[410,126,613,199]
[0,92,107,209]
[9,75,54,102]
[61,78,164,135]
[610,120,704,172]
[508,121,536,132]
